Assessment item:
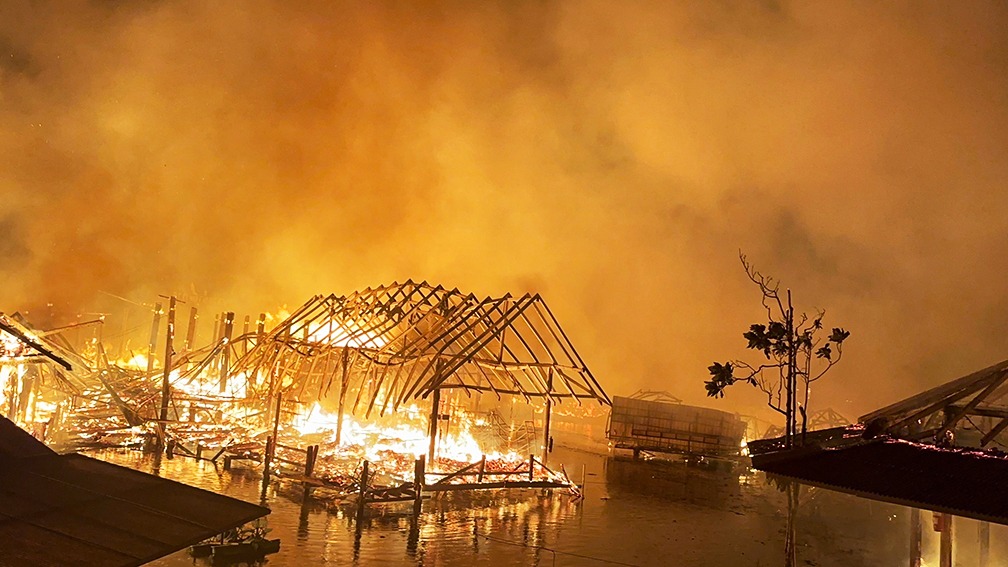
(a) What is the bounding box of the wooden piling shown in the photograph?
[529,454,534,481]
[336,348,348,445]
[159,296,176,439]
[184,306,198,351]
[979,520,990,567]
[218,312,235,393]
[357,460,369,524]
[147,302,162,445]
[477,455,486,483]
[303,444,318,500]
[939,513,952,567]
[909,508,921,567]
[413,455,425,517]
[543,368,553,464]
[428,388,441,462]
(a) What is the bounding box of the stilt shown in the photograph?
[336,348,348,445]
[242,315,250,356]
[542,368,553,464]
[218,312,234,393]
[302,445,318,500]
[413,456,424,517]
[477,455,486,483]
[428,388,441,462]
[939,513,952,567]
[147,302,162,445]
[159,296,176,440]
[357,460,369,524]
[529,454,535,481]
[909,508,921,567]
[260,435,273,500]
[979,520,989,567]
[184,306,198,351]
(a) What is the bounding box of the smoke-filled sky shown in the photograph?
[2,1,1007,421]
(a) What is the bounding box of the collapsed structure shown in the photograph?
[0,280,611,511]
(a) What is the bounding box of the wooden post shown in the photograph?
[529,454,535,481]
[543,368,553,464]
[979,520,989,567]
[146,301,162,445]
[477,455,486,483]
[909,508,921,567]
[218,312,234,393]
[212,313,221,355]
[336,348,348,445]
[271,390,283,451]
[413,455,424,517]
[146,302,162,381]
[184,306,198,351]
[303,445,318,500]
[159,296,176,439]
[428,387,441,462]
[242,315,250,355]
[939,513,953,567]
[257,313,266,338]
[581,463,587,499]
[261,435,273,498]
[357,460,369,524]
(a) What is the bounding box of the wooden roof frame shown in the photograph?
[859,359,1008,447]
[234,280,610,417]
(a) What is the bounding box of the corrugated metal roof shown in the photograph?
[0,417,270,567]
[751,430,1008,525]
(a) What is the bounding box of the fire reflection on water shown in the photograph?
[90,447,947,567]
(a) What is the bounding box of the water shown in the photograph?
[90,448,1006,566]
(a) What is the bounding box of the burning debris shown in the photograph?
[0,280,609,513]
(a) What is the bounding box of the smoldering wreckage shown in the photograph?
[4,280,1008,567]
[0,281,622,565]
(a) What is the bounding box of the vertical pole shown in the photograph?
[357,460,369,524]
[909,508,921,567]
[159,296,176,438]
[428,387,441,462]
[581,463,587,499]
[242,315,250,356]
[184,307,198,351]
[939,514,953,567]
[336,348,348,445]
[218,312,234,393]
[529,453,535,482]
[543,368,553,464]
[979,520,990,567]
[271,390,283,453]
[261,435,273,497]
[212,313,221,356]
[146,302,162,381]
[303,445,317,500]
[147,302,162,445]
[413,455,424,517]
[477,455,486,483]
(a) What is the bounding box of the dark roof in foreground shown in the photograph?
[749,427,1008,525]
[0,417,269,567]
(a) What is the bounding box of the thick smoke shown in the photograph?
[2,1,1007,420]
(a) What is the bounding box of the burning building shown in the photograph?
[1,280,611,510]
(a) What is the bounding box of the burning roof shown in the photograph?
[234,280,610,417]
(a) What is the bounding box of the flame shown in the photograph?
[288,401,524,466]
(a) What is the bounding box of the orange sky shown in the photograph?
[2,1,1007,422]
